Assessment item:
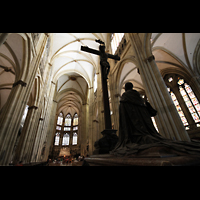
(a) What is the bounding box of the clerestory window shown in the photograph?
[110,33,124,54]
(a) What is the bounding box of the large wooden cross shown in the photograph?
[81,39,120,130]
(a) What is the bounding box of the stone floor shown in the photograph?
[48,161,83,166]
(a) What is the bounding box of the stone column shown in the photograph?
[80,103,88,156]
[33,66,55,162]
[0,33,49,165]
[26,113,43,163]
[109,72,120,135]
[127,33,190,141]
[35,101,55,162]
[43,99,57,162]
[0,81,31,165]
[13,105,38,164]
[88,87,95,155]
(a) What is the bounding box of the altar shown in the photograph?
[59,147,70,157]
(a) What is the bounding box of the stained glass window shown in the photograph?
[73,114,78,126]
[111,33,124,54]
[54,132,60,146]
[168,77,173,82]
[62,133,70,146]
[64,127,71,131]
[65,114,71,126]
[72,132,77,145]
[56,126,61,130]
[57,113,63,126]
[178,80,200,123]
[169,90,189,126]
[165,75,200,130]
[185,83,200,115]
[178,79,184,85]
[73,126,78,131]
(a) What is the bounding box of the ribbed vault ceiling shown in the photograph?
[151,33,200,77]
[50,33,108,116]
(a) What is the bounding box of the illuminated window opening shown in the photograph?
[169,89,189,127]
[54,132,60,146]
[62,133,70,146]
[178,79,200,123]
[111,33,124,54]
[72,132,77,145]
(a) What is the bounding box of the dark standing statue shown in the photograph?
[110,82,200,157]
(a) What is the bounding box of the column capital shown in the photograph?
[28,105,38,110]
[13,80,27,88]
[145,55,155,63]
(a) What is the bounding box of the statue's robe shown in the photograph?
[110,89,200,156]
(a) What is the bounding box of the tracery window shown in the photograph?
[73,113,78,126]
[65,114,71,126]
[64,114,71,130]
[56,126,62,130]
[111,33,124,54]
[178,79,200,124]
[56,112,63,131]
[57,112,63,126]
[72,132,78,145]
[54,112,79,146]
[165,74,200,130]
[72,114,78,145]
[54,132,60,146]
[62,133,70,146]
[73,126,78,131]
[168,88,189,129]
[62,113,72,146]
[54,113,63,145]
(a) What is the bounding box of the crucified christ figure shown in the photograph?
[81,39,120,130]
[81,39,120,79]
[81,38,120,153]
[98,41,110,79]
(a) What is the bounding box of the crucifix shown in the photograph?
[81,39,120,130]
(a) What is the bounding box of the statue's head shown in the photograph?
[125,82,133,91]
[99,44,105,53]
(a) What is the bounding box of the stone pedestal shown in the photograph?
[93,129,118,155]
[86,146,200,166]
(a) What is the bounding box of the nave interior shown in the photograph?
[0,33,200,166]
